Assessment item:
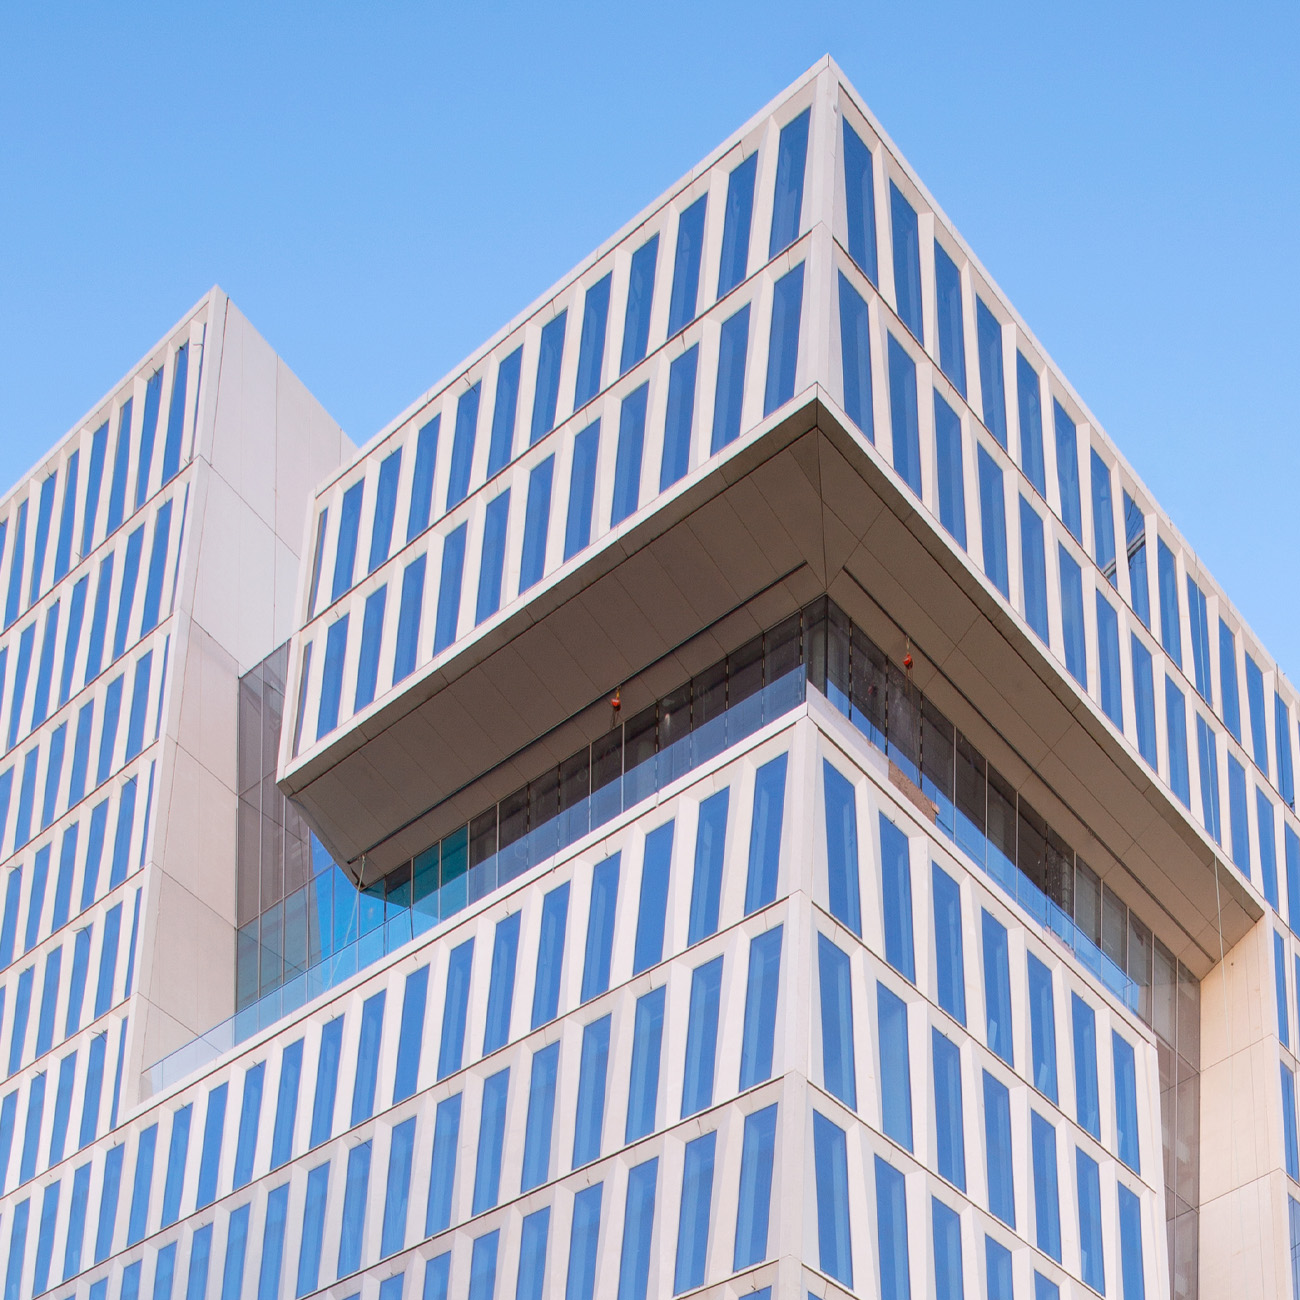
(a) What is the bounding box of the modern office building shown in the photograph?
[0,54,1291,1300]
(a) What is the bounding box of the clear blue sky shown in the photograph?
[2,3,1297,671]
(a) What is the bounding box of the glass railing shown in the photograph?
[151,596,1157,1091]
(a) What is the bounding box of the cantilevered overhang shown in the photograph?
[281,387,1258,974]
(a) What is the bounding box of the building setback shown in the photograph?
[0,55,1288,1300]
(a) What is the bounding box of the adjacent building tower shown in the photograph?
[0,57,1289,1300]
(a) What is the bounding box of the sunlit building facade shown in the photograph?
[0,56,1289,1300]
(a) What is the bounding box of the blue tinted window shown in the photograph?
[1118,1184,1146,1300]
[332,482,363,603]
[611,385,648,527]
[95,1144,124,1262]
[983,1070,1015,1227]
[625,986,664,1143]
[257,1183,289,1300]
[432,522,467,655]
[977,445,1009,597]
[763,262,804,416]
[1220,620,1242,741]
[934,391,967,547]
[1199,715,1223,846]
[739,925,781,1090]
[160,1102,191,1227]
[823,760,862,935]
[126,1122,158,1243]
[485,346,524,478]
[423,1253,451,1300]
[880,815,915,981]
[161,344,189,484]
[368,450,402,573]
[53,824,77,929]
[1076,1148,1105,1293]
[745,753,786,913]
[659,345,699,491]
[518,455,554,594]
[8,622,34,748]
[98,672,124,782]
[467,1229,499,1300]
[1027,954,1058,1102]
[710,303,750,453]
[3,500,27,629]
[933,1197,963,1300]
[49,1050,77,1165]
[337,1140,371,1277]
[574,280,611,412]
[1228,755,1251,875]
[688,788,729,945]
[565,1182,603,1300]
[562,422,600,561]
[681,956,723,1117]
[581,854,620,1003]
[889,181,922,340]
[34,1181,59,1295]
[41,723,65,827]
[818,933,856,1108]
[135,368,163,508]
[886,334,921,497]
[1090,450,1118,586]
[843,120,877,281]
[1097,591,1123,726]
[309,1017,342,1148]
[36,948,60,1055]
[65,1161,91,1278]
[521,1042,558,1191]
[1283,955,1296,1071]
[94,901,122,1016]
[632,822,673,975]
[307,511,327,619]
[932,863,965,1023]
[1015,352,1045,494]
[982,910,1013,1064]
[838,272,874,440]
[233,1061,264,1188]
[391,966,428,1105]
[472,1068,510,1212]
[1157,539,1182,667]
[1247,653,1269,774]
[84,553,113,684]
[1052,401,1081,540]
[446,384,481,511]
[877,981,913,1149]
[875,1154,908,1300]
[812,1111,853,1285]
[1123,491,1150,626]
[1020,496,1049,643]
[83,421,108,555]
[59,575,87,707]
[531,882,569,1029]
[1261,790,1281,910]
[717,154,757,297]
[1113,1031,1140,1172]
[1132,636,1158,769]
[935,243,966,396]
[482,914,520,1057]
[68,702,93,805]
[673,1130,716,1294]
[354,586,386,711]
[1166,677,1191,807]
[475,489,510,624]
[32,600,60,728]
[770,109,811,259]
[22,1070,47,1182]
[424,1093,461,1236]
[517,1206,551,1300]
[1072,993,1101,1138]
[1030,1111,1061,1260]
[668,197,707,336]
[29,473,56,606]
[1059,545,1086,687]
[351,991,386,1124]
[732,1104,777,1271]
[436,939,473,1080]
[139,500,172,633]
[1186,576,1212,702]
[933,1028,965,1189]
[976,301,1007,446]
[620,239,659,375]
[125,655,149,759]
[66,928,91,1037]
[407,416,440,544]
[530,312,566,444]
[316,615,348,738]
[1278,692,1296,809]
